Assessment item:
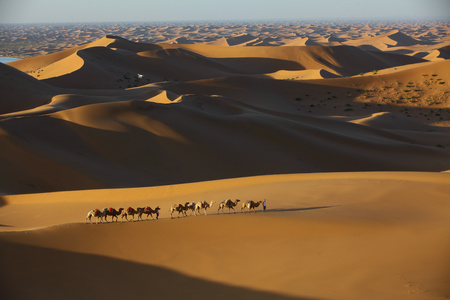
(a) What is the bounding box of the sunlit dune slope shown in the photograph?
[0,172,449,300]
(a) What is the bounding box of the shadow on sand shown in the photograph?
[0,197,6,208]
[267,206,337,213]
[0,240,319,300]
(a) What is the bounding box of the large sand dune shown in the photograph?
[1,22,449,300]
[2,35,450,194]
[1,172,449,300]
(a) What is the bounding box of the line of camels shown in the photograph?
[85,199,266,224]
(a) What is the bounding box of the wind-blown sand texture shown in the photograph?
[1,22,449,300]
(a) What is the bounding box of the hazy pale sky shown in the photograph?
[1,0,449,24]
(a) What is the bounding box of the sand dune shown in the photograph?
[263,69,340,80]
[345,30,423,49]
[1,23,450,300]
[0,63,57,114]
[1,36,449,194]
[423,44,450,60]
[1,75,449,194]
[1,172,449,300]
[7,36,427,90]
[225,33,259,46]
[3,22,448,58]
[282,37,320,46]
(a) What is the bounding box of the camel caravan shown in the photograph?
[85,206,160,224]
[85,199,267,223]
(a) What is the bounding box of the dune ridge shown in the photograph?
[1,35,450,194]
[8,35,428,89]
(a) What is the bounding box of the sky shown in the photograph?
[0,0,449,24]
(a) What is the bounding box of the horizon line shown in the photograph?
[1,17,449,26]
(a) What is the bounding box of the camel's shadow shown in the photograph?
[266,206,337,213]
[216,206,337,215]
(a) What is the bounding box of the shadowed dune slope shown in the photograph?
[0,63,58,114]
[0,242,310,300]
[1,91,449,194]
[424,44,450,60]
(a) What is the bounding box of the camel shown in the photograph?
[121,207,141,222]
[194,200,216,216]
[247,200,263,213]
[85,208,105,224]
[218,199,240,214]
[186,202,196,216]
[170,202,190,218]
[138,206,160,220]
[103,207,123,222]
[241,201,249,213]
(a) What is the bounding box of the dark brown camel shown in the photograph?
[103,207,124,222]
[139,206,161,220]
[121,207,141,222]
[247,200,262,213]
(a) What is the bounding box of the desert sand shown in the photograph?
[0,21,449,300]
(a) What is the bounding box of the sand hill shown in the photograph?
[1,23,449,300]
[345,29,423,49]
